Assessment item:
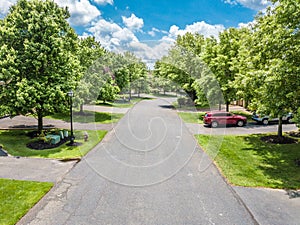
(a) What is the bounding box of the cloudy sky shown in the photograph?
[0,0,272,67]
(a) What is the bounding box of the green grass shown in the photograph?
[0,130,107,160]
[0,178,53,225]
[178,112,206,124]
[46,111,123,124]
[196,134,300,189]
[97,96,152,108]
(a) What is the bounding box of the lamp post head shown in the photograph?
[67,90,74,97]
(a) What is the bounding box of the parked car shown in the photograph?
[252,112,293,125]
[203,111,247,128]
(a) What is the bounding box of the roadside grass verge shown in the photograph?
[97,96,152,108]
[196,134,300,189]
[0,178,53,225]
[0,130,107,160]
[178,112,205,124]
[46,111,123,124]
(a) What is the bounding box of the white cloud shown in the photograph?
[87,19,138,51]
[148,28,165,37]
[0,0,17,17]
[168,21,225,39]
[224,0,272,10]
[93,0,114,5]
[122,14,144,31]
[87,19,226,68]
[54,0,101,26]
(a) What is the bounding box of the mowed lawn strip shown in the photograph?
[97,96,153,108]
[196,134,300,189]
[0,130,107,160]
[178,112,205,124]
[0,178,53,225]
[46,111,123,124]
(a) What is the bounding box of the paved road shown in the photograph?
[18,98,257,225]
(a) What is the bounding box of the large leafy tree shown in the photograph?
[250,1,300,137]
[76,36,106,112]
[209,28,243,111]
[0,0,81,133]
[114,52,147,100]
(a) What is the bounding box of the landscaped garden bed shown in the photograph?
[0,130,107,160]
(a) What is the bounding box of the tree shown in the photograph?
[209,28,243,111]
[97,78,120,103]
[0,0,80,133]
[114,52,147,100]
[246,1,300,138]
[76,36,106,112]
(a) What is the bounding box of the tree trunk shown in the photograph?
[278,116,283,138]
[129,83,131,102]
[80,104,84,114]
[226,101,230,112]
[37,112,43,134]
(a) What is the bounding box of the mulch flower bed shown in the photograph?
[26,130,71,150]
[288,131,300,138]
[27,136,71,150]
[260,135,298,144]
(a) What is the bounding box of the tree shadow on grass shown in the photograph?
[242,134,300,189]
[49,111,123,124]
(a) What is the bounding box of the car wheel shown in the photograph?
[262,119,269,125]
[211,121,218,128]
[237,120,244,127]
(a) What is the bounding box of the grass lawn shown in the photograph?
[196,134,300,189]
[46,111,123,124]
[0,130,107,160]
[97,96,152,108]
[0,178,53,225]
[178,112,206,124]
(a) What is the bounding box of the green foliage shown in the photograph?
[244,1,300,136]
[0,178,53,225]
[157,1,300,138]
[75,36,106,108]
[0,0,81,132]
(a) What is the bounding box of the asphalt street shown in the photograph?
[1,98,299,225]
[18,98,257,225]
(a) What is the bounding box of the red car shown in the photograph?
[203,111,247,128]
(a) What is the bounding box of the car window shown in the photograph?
[213,113,227,117]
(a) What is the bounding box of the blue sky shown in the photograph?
[1,0,272,66]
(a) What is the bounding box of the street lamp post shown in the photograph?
[67,90,75,145]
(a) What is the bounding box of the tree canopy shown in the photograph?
[154,1,300,137]
[0,0,81,132]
